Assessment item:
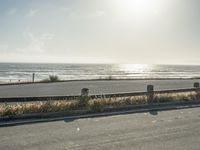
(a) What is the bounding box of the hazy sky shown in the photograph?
[0,0,200,64]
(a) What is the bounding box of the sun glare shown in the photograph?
[119,64,153,73]
[117,0,160,20]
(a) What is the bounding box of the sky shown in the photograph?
[0,0,200,64]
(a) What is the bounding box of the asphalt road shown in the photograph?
[0,79,200,97]
[0,107,200,150]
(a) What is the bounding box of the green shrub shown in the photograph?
[78,96,90,108]
[89,101,104,112]
[49,75,59,82]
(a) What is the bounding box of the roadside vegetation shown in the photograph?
[0,91,199,117]
[42,75,60,82]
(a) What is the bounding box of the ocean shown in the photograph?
[0,63,200,83]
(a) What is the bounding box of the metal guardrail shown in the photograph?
[0,87,199,103]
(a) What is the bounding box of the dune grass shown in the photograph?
[0,91,199,117]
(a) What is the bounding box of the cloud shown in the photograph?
[86,10,105,19]
[60,7,70,12]
[16,31,54,54]
[40,33,54,40]
[26,9,38,17]
[0,44,8,52]
[7,8,18,15]
[95,10,105,17]
[68,10,105,20]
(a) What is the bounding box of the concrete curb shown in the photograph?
[1,101,200,127]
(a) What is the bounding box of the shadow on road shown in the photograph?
[64,118,76,123]
[63,111,159,124]
[149,110,158,115]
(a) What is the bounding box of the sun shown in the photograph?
[116,0,160,20]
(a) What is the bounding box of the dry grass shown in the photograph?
[0,91,199,117]
[0,100,79,117]
[88,91,200,112]
[88,95,147,112]
[153,91,199,103]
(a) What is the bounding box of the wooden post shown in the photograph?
[194,82,199,88]
[147,85,154,103]
[81,88,89,96]
[32,73,35,83]
[194,82,200,98]
[79,88,89,107]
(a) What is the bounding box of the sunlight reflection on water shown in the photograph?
[119,64,153,73]
[0,63,200,82]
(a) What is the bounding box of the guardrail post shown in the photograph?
[194,82,199,88]
[81,88,89,96]
[79,88,90,107]
[194,82,200,97]
[147,85,154,103]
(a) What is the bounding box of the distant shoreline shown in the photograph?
[1,63,200,84]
